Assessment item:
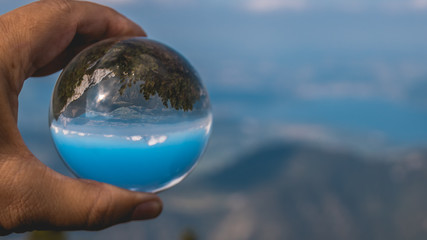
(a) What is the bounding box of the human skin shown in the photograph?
[0,0,162,235]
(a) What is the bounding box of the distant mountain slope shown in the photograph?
[153,141,427,240]
[203,142,299,191]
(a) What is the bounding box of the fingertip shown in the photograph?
[72,1,147,39]
[96,2,147,37]
[131,24,147,37]
[140,27,148,37]
[117,14,147,37]
[131,199,163,220]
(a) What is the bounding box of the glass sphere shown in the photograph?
[49,37,212,193]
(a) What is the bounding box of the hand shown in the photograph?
[0,0,162,235]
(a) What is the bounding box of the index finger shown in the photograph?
[0,0,146,84]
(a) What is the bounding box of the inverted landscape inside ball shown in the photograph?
[49,37,212,192]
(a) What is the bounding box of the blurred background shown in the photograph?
[3,0,427,239]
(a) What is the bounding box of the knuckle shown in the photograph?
[0,161,45,233]
[42,0,73,14]
[0,201,32,233]
[85,186,115,230]
[0,17,23,83]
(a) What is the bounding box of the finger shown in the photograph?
[1,160,162,233]
[45,177,163,231]
[0,0,146,87]
[32,0,147,77]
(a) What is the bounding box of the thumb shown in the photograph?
[45,176,163,231]
[1,159,162,233]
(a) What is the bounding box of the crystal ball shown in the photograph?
[49,37,212,193]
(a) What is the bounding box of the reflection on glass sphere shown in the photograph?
[49,37,212,193]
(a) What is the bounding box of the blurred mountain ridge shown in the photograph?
[157,140,427,240]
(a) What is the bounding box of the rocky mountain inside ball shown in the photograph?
[52,38,203,120]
